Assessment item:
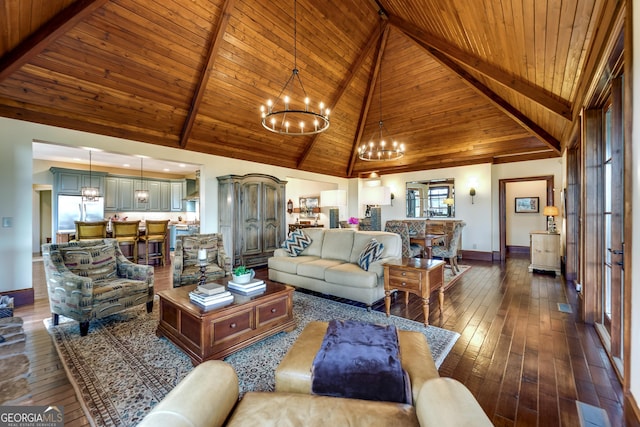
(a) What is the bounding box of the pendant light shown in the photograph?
[135,157,148,203]
[81,150,100,201]
[259,0,330,135]
[358,13,405,161]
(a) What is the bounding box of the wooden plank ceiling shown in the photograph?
[0,0,613,178]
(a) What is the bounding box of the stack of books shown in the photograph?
[189,282,233,310]
[227,278,266,295]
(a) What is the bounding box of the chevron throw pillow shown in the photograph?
[358,238,384,271]
[282,229,312,256]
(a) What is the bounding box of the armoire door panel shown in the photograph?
[243,223,262,254]
[218,174,287,268]
[242,182,261,222]
[263,223,279,252]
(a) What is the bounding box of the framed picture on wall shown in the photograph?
[299,196,319,218]
[515,197,539,213]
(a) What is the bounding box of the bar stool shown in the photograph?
[111,220,141,262]
[139,220,169,266]
[73,221,108,241]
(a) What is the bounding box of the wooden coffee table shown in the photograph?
[156,278,295,365]
[383,258,445,326]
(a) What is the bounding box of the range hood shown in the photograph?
[184,170,200,200]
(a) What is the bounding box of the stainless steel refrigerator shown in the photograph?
[57,195,105,232]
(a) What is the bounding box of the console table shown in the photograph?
[383,258,445,326]
[288,223,323,233]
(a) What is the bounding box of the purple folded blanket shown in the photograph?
[311,319,411,404]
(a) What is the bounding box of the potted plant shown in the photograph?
[232,265,255,284]
[347,217,359,230]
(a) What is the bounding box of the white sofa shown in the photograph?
[268,228,402,307]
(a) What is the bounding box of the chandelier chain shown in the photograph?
[357,14,405,162]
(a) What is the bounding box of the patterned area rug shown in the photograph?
[45,291,460,426]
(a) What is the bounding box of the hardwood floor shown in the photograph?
[16,256,623,426]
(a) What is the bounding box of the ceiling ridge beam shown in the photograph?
[179,0,237,149]
[296,19,383,169]
[346,21,390,177]
[406,34,561,154]
[388,15,572,121]
[0,0,110,83]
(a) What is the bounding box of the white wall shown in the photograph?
[491,158,563,253]
[630,0,640,410]
[506,180,548,246]
[0,120,35,292]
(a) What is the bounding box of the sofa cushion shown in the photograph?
[350,232,401,264]
[227,392,419,427]
[299,228,325,257]
[282,229,312,256]
[324,263,378,289]
[297,259,345,280]
[60,244,117,281]
[182,235,221,267]
[268,255,319,274]
[358,239,384,271]
[321,230,355,262]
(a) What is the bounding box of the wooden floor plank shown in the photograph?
[10,256,624,426]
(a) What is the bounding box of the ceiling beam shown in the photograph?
[296,19,382,169]
[0,0,110,83]
[407,35,562,154]
[388,15,572,121]
[347,22,390,177]
[179,0,237,149]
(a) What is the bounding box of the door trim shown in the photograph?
[499,176,555,262]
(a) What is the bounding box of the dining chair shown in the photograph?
[432,222,466,274]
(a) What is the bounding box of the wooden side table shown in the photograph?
[383,258,445,326]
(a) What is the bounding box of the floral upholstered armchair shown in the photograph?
[42,239,154,336]
[172,233,232,287]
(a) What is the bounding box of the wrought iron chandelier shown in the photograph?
[358,16,405,161]
[135,157,148,203]
[81,150,100,201]
[260,0,329,135]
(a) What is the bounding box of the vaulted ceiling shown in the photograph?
[0,0,616,177]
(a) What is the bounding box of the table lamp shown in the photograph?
[543,205,559,233]
[321,190,347,229]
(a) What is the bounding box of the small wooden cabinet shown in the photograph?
[383,258,445,326]
[529,231,561,275]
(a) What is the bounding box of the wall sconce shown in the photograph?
[287,199,293,214]
[469,187,476,204]
[543,205,559,233]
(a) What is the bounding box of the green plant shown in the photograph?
[233,265,252,276]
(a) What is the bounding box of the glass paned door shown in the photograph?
[598,77,624,374]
